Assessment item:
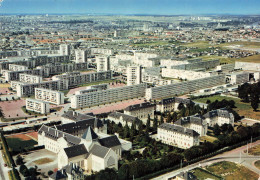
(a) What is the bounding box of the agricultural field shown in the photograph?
[194,95,260,120]
[206,161,259,180]
[218,41,260,49]
[191,168,221,180]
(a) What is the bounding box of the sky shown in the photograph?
[0,0,259,15]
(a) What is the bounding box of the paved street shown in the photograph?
[152,140,260,180]
[0,150,11,180]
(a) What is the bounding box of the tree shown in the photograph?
[171,112,178,123]
[48,170,53,176]
[19,164,29,177]
[95,168,118,180]
[146,115,151,133]
[123,123,130,139]
[118,164,129,180]
[177,103,184,111]
[153,116,158,131]
[16,155,24,165]
[213,124,221,136]
[251,93,259,111]
[166,112,171,123]
[160,114,164,124]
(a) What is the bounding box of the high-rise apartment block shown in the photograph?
[127,66,142,86]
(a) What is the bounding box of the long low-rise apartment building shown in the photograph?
[53,71,112,87]
[11,81,27,91]
[70,83,147,109]
[161,68,212,80]
[26,98,50,114]
[17,80,68,97]
[3,69,46,82]
[19,73,43,84]
[146,75,226,100]
[35,88,65,105]
[9,64,28,71]
[157,123,200,149]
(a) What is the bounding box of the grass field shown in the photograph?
[191,168,221,180]
[182,41,211,48]
[206,161,259,180]
[255,160,260,170]
[6,137,37,152]
[247,144,260,156]
[218,41,260,49]
[33,158,53,165]
[194,95,260,120]
[200,135,218,143]
[235,54,260,63]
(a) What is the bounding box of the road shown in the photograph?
[152,140,260,180]
[0,150,11,180]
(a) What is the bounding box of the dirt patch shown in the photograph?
[33,158,53,165]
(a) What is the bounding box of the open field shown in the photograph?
[200,135,217,143]
[247,144,260,156]
[255,160,260,170]
[206,161,259,180]
[6,136,37,152]
[0,99,31,119]
[0,84,10,88]
[194,95,260,120]
[218,41,260,49]
[191,168,221,180]
[182,41,211,48]
[33,158,53,165]
[235,54,260,63]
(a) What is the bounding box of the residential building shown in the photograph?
[157,123,200,149]
[127,66,142,86]
[108,112,141,127]
[175,115,208,136]
[35,88,64,105]
[96,56,110,72]
[70,84,146,109]
[19,73,43,84]
[124,102,155,122]
[203,108,234,127]
[75,49,88,63]
[26,98,50,114]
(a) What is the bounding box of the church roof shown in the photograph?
[89,144,110,158]
[64,144,88,158]
[81,126,98,141]
[98,135,121,148]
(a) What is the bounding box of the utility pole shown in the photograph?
[250,136,252,148]
[180,159,182,168]
[247,143,248,155]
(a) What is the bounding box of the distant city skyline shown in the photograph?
[0,0,260,15]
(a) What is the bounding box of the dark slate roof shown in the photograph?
[158,97,175,105]
[108,112,140,123]
[158,123,199,137]
[49,170,67,180]
[175,97,194,105]
[64,144,88,158]
[125,102,156,111]
[82,126,98,141]
[175,115,204,126]
[203,108,232,119]
[56,118,103,134]
[98,135,121,148]
[176,171,197,180]
[89,144,110,158]
[62,111,99,123]
[38,125,81,146]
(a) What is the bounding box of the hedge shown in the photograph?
[0,132,16,167]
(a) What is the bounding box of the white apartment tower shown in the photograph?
[59,44,70,56]
[127,66,142,86]
[75,49,88,63]
[96,56,110,72]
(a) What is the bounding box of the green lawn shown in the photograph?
[191,168,221,180]
[194,95,260,120]
[206,161,259,180]
[6,138,37,152]
[255,160,260,170]
[247,144,260,156]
